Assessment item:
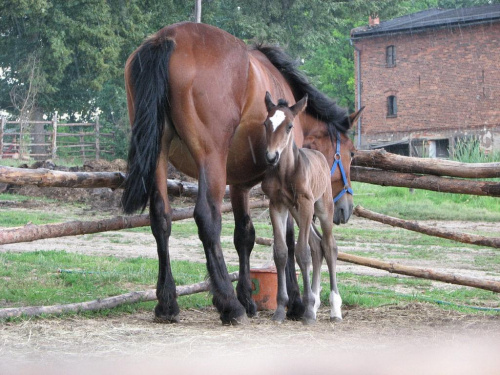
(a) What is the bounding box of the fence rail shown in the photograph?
[0,115,114,161]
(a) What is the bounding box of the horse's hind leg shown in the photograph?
[195,162,247,325]
[151,131,179,322]
[230,185,257,317]
[285,213,306,321]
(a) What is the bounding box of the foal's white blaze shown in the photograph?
[269,110,286,131]
[330,291,342,321]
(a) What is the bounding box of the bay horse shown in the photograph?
[261,92,342,324]
[122,22,362,325]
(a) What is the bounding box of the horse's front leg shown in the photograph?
[195,166,247,325]
[269,203,290,323]
[151,156,179,323]
[230,185,257,317]
[285,213,306,320]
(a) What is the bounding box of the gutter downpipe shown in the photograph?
[350,38,362,149]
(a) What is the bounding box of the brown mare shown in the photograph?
[122,22,362,325]
[262,93,342,324]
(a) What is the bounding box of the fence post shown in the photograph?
[0,117,5,159]
[51,113,58,160]
[95,116,100,160]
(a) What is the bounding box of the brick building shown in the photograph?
[350,5,500,157]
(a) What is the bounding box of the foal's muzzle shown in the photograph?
[266,151,279,165]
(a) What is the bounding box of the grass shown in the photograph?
[352,182,500,221]
[0,251,497,321]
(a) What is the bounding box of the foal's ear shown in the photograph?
[265,91,275,112]
[290,94,308,116]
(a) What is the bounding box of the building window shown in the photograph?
[387,95,397,117]
[386,45,396,67]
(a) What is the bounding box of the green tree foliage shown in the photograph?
[1,0,498,158]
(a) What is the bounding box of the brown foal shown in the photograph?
[261,92,342,324]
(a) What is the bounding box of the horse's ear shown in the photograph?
[265,91,275,112]
[349,106,365,126]
[290,94,308,116]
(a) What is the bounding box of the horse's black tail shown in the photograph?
[121,37,175,214]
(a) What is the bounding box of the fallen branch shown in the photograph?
[351,166,500,197]
[352,149,500,178]
[255,238,500,293]
[0,272,239,319]
[0,200,270,245]
[353,205,500,249]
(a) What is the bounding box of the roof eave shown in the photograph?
[351,17,500,40]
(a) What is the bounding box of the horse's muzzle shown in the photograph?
[265,151,279,166]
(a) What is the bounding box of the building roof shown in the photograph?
[351,4,500,39]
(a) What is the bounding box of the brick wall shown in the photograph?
[353,22,500,151]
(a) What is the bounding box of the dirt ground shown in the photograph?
[1,172,500,374]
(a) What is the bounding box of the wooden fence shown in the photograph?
[0,150,499,299]
[0,115,115,161]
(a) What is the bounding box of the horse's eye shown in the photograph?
[350,152,355,158]
[286,123,293,133]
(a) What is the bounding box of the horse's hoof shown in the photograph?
[286,302,306,321]
[330,316,343,323]
[153,315,180,324]
[154,304,180,323]
[222,314,249,326]
[302,317,317,326]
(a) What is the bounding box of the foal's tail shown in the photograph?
[121,36,175,214]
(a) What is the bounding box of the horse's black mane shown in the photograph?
[253,44,349,137]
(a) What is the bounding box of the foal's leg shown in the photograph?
[230,185,257,317]
[317,198,342,322]
[195,163,247,325]
[151,138,179,322]
[285,213,306,320]
[269,203,290,323]
[309,223,324,315]
[292,200,316,324]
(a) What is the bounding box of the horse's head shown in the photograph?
[302,107,364,225]
[263,92,308,166]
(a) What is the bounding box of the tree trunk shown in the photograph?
[353,149,500,178]
[0,200,270,245]
[254,237,500,292]
[0,272,239,319]
[353,205,500,248]
[31,107,46,160]
[351,166,500,197]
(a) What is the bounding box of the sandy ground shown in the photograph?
[1,187,499,374]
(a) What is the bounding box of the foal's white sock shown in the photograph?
[330,291,342,320]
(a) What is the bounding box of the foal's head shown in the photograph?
[263,91,308,166]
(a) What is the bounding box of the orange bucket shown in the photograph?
[250,266,277,310]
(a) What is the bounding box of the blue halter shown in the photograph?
[330,130,353,203]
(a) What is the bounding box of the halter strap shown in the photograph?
[330,130,353,203]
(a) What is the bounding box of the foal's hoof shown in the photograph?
[330,316,343,323]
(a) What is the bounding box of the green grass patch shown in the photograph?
[353,182,500,222]
[0,209,69,227]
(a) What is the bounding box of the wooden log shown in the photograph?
[0,166,229,198]
[353,205,500,248]
[352,149,500,178]
[0,200,269,245]
[0,166,126,189]
[254,237,500,293]
[351,166,500,197]
[0,272,239,319]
